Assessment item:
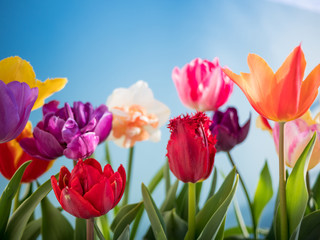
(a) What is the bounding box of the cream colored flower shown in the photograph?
[106,81,170,148]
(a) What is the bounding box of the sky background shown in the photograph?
[1,0,320,238]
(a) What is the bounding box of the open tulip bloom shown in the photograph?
[51,158,126,219]
[2,48,320,240]
[20,100,112,160]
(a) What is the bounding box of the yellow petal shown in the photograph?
[299,110,315,125]
[32,78,68,110]
[0,56,36,85]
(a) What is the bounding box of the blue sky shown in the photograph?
[1,0,320,237]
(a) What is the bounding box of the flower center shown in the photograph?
[111,104,159,147]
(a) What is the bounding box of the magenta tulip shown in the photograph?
[172,58,233,111]
[20,100,112,160]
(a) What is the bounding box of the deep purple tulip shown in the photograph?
[0,80,38,143]
[20,100,112,160]
[210,107,250,152]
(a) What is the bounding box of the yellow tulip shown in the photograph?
[0,56,67,110]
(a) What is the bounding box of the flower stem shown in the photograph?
[105,141,112,165]
[227,151,255,239]
[123,146,134,206]
[279,122,288,240]
[187,182,196,240]
[86,218,94,240]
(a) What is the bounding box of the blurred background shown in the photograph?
[1,0,320,238]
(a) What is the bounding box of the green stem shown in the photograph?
[279,122,288,240]
[306,171,311,197]
[86,218,94,240]
[164,161,171,194]
[105,142,112,165]
[227,151,255,239]
[187,182,196,240]
[123,147,134,206]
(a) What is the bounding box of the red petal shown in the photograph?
[51,176,61,201]
[83,179,114,215]
[60,187,100,219]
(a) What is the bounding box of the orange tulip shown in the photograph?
[0,122,54,183]
[223,45,320,122]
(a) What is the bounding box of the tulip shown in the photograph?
[223,45,320,122]
[210,107,251,152]
[257,112,320,170]
[20,101,112,160]
[172,58,233,111]
[106,80,170,148]
[166,112,217,183]
[0,80,38,143]
[51,158,126,219]
[0,56,67,110]
[0,122,54,182]
[224,45,320,239]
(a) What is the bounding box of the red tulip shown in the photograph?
[0,122,53,183]
[51,158,126,219]
[166,112,217,183]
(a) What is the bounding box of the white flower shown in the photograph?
[106,80,170,148]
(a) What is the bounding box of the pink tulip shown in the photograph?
[257,113,320,170]
[172,58,233,111]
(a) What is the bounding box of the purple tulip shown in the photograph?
[20,100,112,160]
[0,80,38,143]
[210,107,250,152]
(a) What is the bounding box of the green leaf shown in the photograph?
[176,183,188,221]
[21,218,41,240]
[4,173,58,240]
[215,216,226,240]
[286,132,316,237]
[194,168,236,235]
[253,161,273,227]
[312,171,320,210]
[233,197,249,238]
[196,175,239,240]
[94,221,106,240]
[117,225,130,240]
[160,180,179,212]
[74,217,86,240]
[141,183,167,240]
[298,210,320,239]
[41,196,74,240]
[163,209,187,240]
[112,202,143,240]
[0,160,31,237]
[206,167,217,201]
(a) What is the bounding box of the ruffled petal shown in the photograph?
[33,78,67,110]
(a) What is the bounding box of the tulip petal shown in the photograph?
[33,127,64,160]
[63,133,99,160]
[0,81,20,142]
[212,125,237,152]
[32,78,67,110]
[60,187,101,219]
[237,115,251,143]
[103,164,114,178]
[51,176,62,201]
[84,179,114,215]
[58,166,71,188]
[0,56,36,85]
[94,110,112,143]
[274,46,305,119]
[296,64,320,118]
